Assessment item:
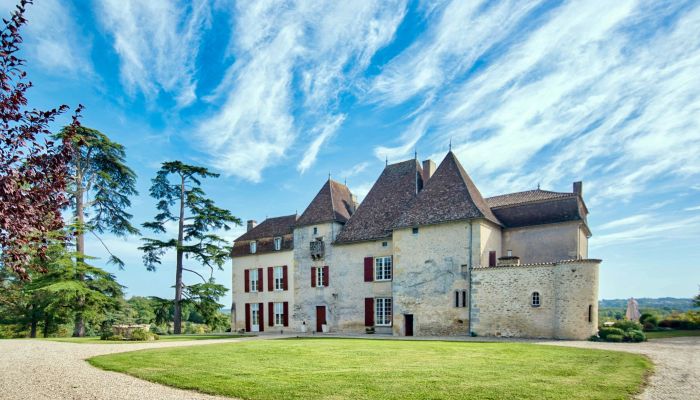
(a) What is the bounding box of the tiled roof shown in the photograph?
[234,214,298,242]
[394,152,501,228]
[335,160,423,243]
[296,179,355,227]
[486,189,576,208]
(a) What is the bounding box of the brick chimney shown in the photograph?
[246,220,257,232]
[573,181,583,197]
[422,159,436,183]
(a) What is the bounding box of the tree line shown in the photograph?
[0,1,239,338]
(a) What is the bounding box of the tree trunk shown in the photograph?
[173,175,186,334]
[73,181,86,337]
[43,315,51,338]
[29,305,37,338]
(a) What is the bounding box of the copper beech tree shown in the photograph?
[0,0,81,280]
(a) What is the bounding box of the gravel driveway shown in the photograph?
[0,335,697,399]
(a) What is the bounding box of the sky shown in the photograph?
[3,0,700,305]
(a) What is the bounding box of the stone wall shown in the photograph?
[471,259,600,339]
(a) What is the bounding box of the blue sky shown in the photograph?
[4,0,700,305]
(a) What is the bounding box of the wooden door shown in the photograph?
[405,314,414,336]
[316,306,326,332]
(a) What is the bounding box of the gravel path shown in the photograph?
[0,335,696,399]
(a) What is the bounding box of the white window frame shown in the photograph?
[249,269,259,292]
[532,292,541,307]
[250,241,257,254]
[274,302,284,326]
[375,297,392,326]
[274,266,284,290]
[274,237,282,251]
[374,256,392,281]
[251,303,260,329]
[315,267,325,287]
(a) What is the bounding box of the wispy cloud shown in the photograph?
[96,0,210,106]
[197,0,406,182]
[685,205,700,211]
[591,215,700,248]
[598,214,651,230]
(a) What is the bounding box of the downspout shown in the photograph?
[467,221,473,336]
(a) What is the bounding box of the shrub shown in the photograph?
[598,327,625,339]
[606,334,624,342]
[642,322,656,331]
[129,329,152,341]
[588,334,600,342]
[612,320,642,331]
[100,331,113,340]
[639,313,658,328]
[105,334,124,341]
[625,330,646,343]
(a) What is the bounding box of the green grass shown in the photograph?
[47,334,246,344]
[88,338,651,400]
[644,330,700,339]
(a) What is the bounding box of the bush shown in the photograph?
[612,320,642,331]
[643,322,656,331]
[104,334,124,341]
[598,327,625,339]
[639,313,658,328]
[588,334,600,342]
[625,330,646,343]
[606,334,624,342]
[129,328,157,341]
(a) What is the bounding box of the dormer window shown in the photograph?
[250,241,257,254]
[274,237,282,251]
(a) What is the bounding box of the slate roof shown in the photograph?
[394,152,501,228]
[235,214,298,242]
[486,189,576,208]
[335,159,423,243]
[296,179,355,227]
[485,189,588,229]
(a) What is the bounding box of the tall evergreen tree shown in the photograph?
[140,161,240,334]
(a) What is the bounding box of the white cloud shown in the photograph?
[197,0,406,182]
[598,214,651,230]
[96,0,210,106]
[0,0,92,75]
[374,113,431,162]
[591,215,700,248]
[685,205,700,212]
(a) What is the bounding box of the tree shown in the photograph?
[140,162,240,334]
[184,281,229,331]
[0,0,82,280]
[694,288,699,308]
[54,126,138,336]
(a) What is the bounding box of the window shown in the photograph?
[375,298,392,326]
[274,302,284,326]
[455,290,467,307]
[250,241,257,254]
[274,237,282,251]
[412,227,419,234]
[382,241,388,247]
[251,303,259,326]
[531,292,540,307]
[507,249,513,257]
[249,269,259,292]
[374,256,392,281]
[588,305,593,323]
[313,227,318,235]
[316,266,325,287]
[274,266,283,290]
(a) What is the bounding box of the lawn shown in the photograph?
[48,334,246,344]
[644,330,700,339]
[88,338,651,400]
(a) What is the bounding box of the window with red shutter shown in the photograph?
[323,266,329,287]
[268,302,274,327]
[283,302,289,326]
[245,303,251,332]
[259,302,264,332]
[244,269,250,292]
[364,298,374,326]
[267,267,274,291]
[258,267,264,290]
[310,267,316,287]
[364,257,373,282]
[282,265,288,290]
[489,251,496,267]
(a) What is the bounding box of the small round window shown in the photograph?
[531,292,541,307]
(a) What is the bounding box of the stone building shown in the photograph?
[231,152,600,339]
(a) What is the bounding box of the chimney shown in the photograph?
[422,159,436,183]
[246,220,257,232]
[573,181,583,197]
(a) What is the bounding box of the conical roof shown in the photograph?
[296,179,355,227]
[394,151,501,228]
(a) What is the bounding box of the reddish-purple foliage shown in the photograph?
[0,0,81,280]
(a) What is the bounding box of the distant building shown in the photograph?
[231,151,600,339]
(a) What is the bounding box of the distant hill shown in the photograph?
[599,297,697,311]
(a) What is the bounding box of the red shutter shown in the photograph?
[259,303,264,332]
[244,269,250,292]
[258,267,264,291]
[364,298,374,326]
[245,303,251,332]
[311,267,316,287]
[282,265,288,290]
[268,267,274,291]
[283,302,289,326]
[489,251,496,267]
[323,266,329,287]
[364,257,373,282]
[268,302,274,327]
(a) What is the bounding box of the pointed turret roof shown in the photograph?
[335,160,423,243]
[394,152,501,228]
[296,179,355,227]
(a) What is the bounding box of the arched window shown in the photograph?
[531,292,540,307]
